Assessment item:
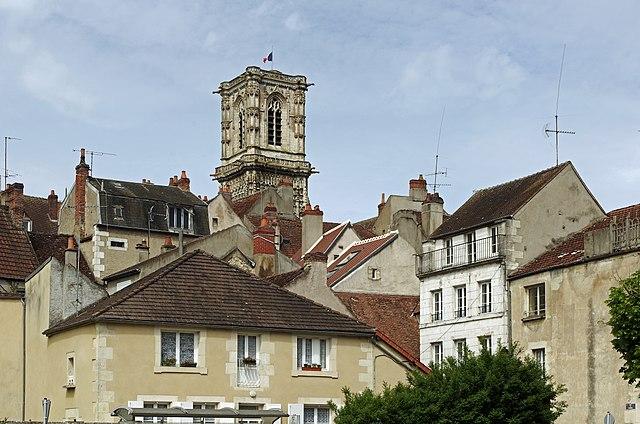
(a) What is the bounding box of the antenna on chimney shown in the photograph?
[544,44,575,166]
[3,136,22,188]
[426,106,451,192]
[72,149,116,176]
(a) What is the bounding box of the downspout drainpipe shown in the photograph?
[504,261,512,345]
[21,296,26,420]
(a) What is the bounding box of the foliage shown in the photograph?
[331,345,566,424]
[607,270,640,388]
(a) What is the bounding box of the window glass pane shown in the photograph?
[176,208,182,228]
[179,333,195,366]
[317,408,330,424]
[303,407,314,424]
[305,339,313,365]
[297,338,303,368]
[161,332,176,366]
[320,339,327,369]
[168,207,175,227]
[238,335,245,361]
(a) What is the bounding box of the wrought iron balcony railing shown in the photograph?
[416,235,506,277]
[237,364,260,387]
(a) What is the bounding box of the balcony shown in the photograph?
[416,235,506,277]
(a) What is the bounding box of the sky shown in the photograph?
[1,0,639,222]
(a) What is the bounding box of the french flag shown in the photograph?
[262,51,273,63]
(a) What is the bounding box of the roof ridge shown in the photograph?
[352,230,397,246]
[608,203,640,216]
[473,161,570,194]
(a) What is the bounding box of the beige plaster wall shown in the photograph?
[0,297,24,421]
[510,251,640,424]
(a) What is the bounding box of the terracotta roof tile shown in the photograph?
[510,203,640,278]
[303,222,349,257]
[264,267,307,288]
[0,206,38,281]
[231,192,263,218]
[23,195,59,234]
[46,250,374,337]
[431,162,570,238]
[326,232,398,287]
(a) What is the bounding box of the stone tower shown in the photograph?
[212,67,314,215]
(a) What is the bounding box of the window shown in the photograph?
[333,254,339,260]
[527,284,546,318]
[368,267,381,280]
[114,205,124,220]
[491,226,499,254]
[533,348,546,373]
[432,342,443,366]
[445,238,453,265]
[22,218,32,232]
[66,353,76,388]
[110,240,125,248]
[160,331,197,367]
[238,108,245,149]
[192,403,217,424]
[238,404,262,424]
[267,98,282,146]
[211,217,218,231]
[454,339,467,361]
[168,206,192,231]
[143,402,169,423]
[237,335,260,387]
[304,406,330,424]
[466,232,476,263]
[478,336,492,354]
[297,338,329,371]
[432,290,443,322]
[108,237,128,251]
[455,286,467,318]
[479,280,492,313]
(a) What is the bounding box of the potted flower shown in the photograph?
[180,360,197,367]
[242,356,257,366]
[161,357,176,367]
[302,363,322,371]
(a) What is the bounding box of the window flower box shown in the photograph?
[242,357,257,366]
[302,364,322,371]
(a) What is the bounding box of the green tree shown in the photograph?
[331,345,566,424]
[607,270,640,388]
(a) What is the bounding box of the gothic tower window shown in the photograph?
[236,100,245,149]
[267,98,282,146]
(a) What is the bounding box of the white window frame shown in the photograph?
[455,286,467,318]
[445,238,453,265]
[454,339,467,361]
[490,226,499,254]
[479,280,492,314]
[303,405,331,424]
[478,335,492,354]
[142,401,170,423]
[367,267,381,280]
[533,348,546,373]
[107,237,128,251]
[466,232,476,263]
[526,283,546,317]
[167,205,193,232]
[192,402,217,424]
[432,290,443,322]
[432,342,443,366]
[65,352,76,388]
[160,331,199,368]
[297,337,329,371]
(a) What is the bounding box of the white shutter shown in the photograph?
[128,401,144,422]
[217,402,235,424]
[287,404,303,424]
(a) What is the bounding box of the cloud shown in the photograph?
[399,45,526,101]
[284,12,304,31]
[21,51,97,120]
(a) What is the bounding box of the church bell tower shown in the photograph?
[212,67,314,215]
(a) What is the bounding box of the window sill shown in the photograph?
[291,369,338,379]
[522,314,545,322]
[154,366,208,375]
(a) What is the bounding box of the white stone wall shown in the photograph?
[419,260,508,364]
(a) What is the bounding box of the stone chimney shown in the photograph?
[421,192,444,238]
[378,193,386,215]
[5,182,25,227]
[177,170,190,192]
[74,148,90,237]
[301,204,323,254]
[409,174,428,202]
[161,236,176,253]
[48,189,59,221]
[64,236,78,269]
[136,239,150,262]
[253,216,276,278]
[277,177,294,209]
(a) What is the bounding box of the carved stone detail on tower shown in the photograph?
[212,67,314,215]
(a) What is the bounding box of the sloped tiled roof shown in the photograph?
[303,221,350,257]
[0,206,38,281]
[510,203,640,279]
[264,267,308,288]
[29,233,98,284]
[231,192,263,218]
[430,162,571,238]
[335,292,420,359]
[46,250,374,337]
[327,232,398,287]
[23,195,59,234]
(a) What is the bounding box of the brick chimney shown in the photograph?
[5,182,25,227]
[161,236,176,253]
[135,239,150,262]
[301,204,323,254]
[421,192,444,237]
[219,184,232,203]
[48,189,59,221]
[75,148,90,237]
[378,193,386,215]
[177,170,190,192]
[253,216,276,278]
[409,174,428,202]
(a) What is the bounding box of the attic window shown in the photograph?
[211,217,219,231]
[22,218,32,232]
[113,205,124,220]
[168,206,192,232]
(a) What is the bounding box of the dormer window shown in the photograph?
[168,206,192,232]
[267,98,282,146]
[113,205,124,220]
[22,218,32,232]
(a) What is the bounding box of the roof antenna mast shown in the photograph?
[72,149,117,176]
[544,44,575,166]
[427,105,450,193]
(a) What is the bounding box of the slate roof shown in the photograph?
[88,178,209,235]
[335,292,420,359]
[45,250,374,337]
[430,162,571,238]
[0,206,38,281]
[29,233,98,284]
[510,203,640,279]
[23,195,59,234]
[327,232,398,287]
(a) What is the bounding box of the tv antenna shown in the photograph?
[426,106,451,192]
[544,44,575,166]
[3,136,22,189]
[72,149,116,176]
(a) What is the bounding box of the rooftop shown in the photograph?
[0,206,38,281]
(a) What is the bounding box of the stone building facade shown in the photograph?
[212,67,314,215]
